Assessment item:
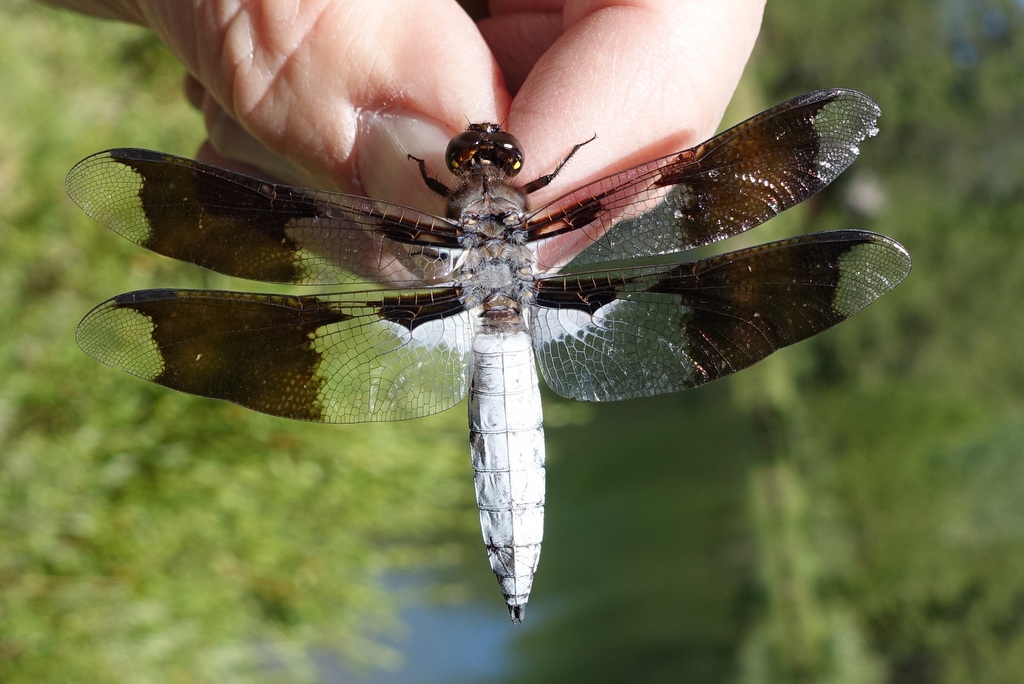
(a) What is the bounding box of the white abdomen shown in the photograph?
[469,329,545,623]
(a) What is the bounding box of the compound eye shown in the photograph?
[445,130,485,173]
[445,125,524,177]
[485,130,524,176]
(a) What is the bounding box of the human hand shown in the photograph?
[48,0,764,210]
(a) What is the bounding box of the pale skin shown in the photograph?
[46,0,764,213]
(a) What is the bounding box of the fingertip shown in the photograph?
[354,110,455,211]
[507,0,765,194]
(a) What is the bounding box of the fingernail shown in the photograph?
[355,110,454,211]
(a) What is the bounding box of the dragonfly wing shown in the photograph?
[66,149,464,287]
[531,230,910,401]
[76,287,473,422]
[528,89,881,271]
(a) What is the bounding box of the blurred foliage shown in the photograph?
[0,3,477,682]
[749,1,1024,682]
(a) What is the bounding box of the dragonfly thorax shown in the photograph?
[459,246,536,311]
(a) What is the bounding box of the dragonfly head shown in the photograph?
[446,123,524,178]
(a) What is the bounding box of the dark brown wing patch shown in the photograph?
[531,230,911,400]
[527,89,881,271]
[66,149,463,286]
[76,287,470,423]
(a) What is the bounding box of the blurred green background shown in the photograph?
[1,1,1022,682]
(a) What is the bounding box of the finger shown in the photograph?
[184,74,319,185]
[501,0,766,203]
[142,0,512,202]
[186,77,467,213]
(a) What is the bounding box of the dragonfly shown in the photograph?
[67,88,911,623]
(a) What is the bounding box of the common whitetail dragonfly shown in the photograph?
[67,89,910,623]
